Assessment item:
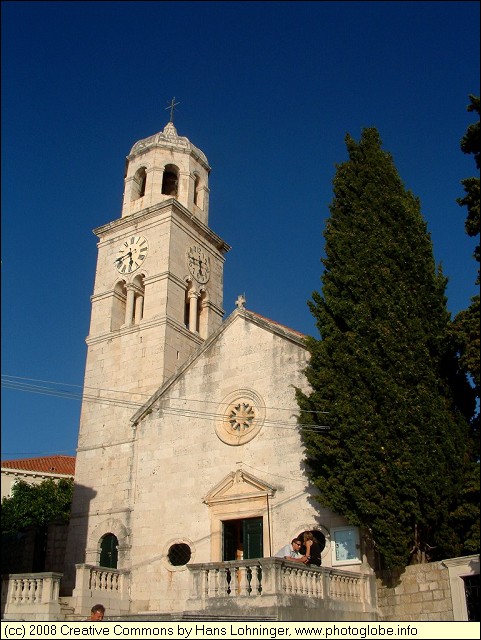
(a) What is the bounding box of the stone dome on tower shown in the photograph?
[121,121,210,223]
[129,121,209,169]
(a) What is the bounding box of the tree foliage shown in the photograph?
[1,478,74,534]
[453,94,480,395]
[447,94,481,559]
[296,128,475,570]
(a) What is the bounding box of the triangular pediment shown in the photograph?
[203,469,276,506]
[131,307,307,427]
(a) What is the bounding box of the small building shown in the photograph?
[1,455,76,500]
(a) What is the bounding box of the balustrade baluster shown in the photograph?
[237,566,248,595]
[33,578,41,603]
[253,564,262,595]
[208,568,219,597]
[224,567,232,596]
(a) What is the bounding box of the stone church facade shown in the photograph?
[60,119,372,617]
[4,118,475,622]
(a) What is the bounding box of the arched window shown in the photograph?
[132,274,145,324]
[99,533,118,568]
[162,164,179,196]
[111,281,127,331]
[196,289,207,334]
[131,167,147,201]
[184,284,191,329]
[111,276,145,330]
[193,173,201,206]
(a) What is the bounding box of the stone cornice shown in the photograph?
[94,199,230,254]
[86,314,201,346]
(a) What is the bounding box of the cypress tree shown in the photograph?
[297,128,474,570]
[448,95,480,557]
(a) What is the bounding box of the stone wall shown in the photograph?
[377,561,454,621]
[1,522,69,575]
[44,521,69,574]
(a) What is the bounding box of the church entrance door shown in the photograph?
[222,517,263,560]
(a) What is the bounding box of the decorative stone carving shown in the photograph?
[216,389,265,445]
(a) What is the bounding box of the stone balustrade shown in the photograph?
[2,572,62,621]
[1,560,378,621]
[186,558,378,621]
[70,564,130,618]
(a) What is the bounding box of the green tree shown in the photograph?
[453,94,480,395]
[1,477,74,534]
[296,128,474,570]
[448,95,481,558]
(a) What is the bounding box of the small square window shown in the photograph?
[331,526,361,566]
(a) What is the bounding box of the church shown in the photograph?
[58,116,373,619]
[3,116,478,623]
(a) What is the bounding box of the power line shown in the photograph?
[1,374,331,432]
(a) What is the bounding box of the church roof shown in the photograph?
[247,310,306,340]
[1,455,76,476]
[129,121,209,167]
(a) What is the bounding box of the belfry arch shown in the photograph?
[161,164,179,196]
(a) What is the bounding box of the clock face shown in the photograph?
[114,235,148,274]
[187,245,210,283]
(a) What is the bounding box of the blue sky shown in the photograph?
[1,1,479,461]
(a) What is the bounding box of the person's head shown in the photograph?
[291,538,302,550]
[303,532,314,542]
[90,604,105,621]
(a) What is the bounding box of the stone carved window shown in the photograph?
[162,537,195,572]
[168,543,191,566]
[216,390,265,446]
[228,402,255,432]
[111,276,145,331]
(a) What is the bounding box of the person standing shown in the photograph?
[302,531,322,566]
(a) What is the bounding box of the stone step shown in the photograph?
[106,612,278,622]
[182,615,278,622]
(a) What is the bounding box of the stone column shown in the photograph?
[124,287,135,326]
[189,291,199,333]
[134,294,144,324]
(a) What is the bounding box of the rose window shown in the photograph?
[228,402,255,432]
[216,390,265,446]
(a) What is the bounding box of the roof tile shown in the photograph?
[1,455,76,476]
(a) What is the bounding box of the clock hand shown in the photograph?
[115,251,132,264]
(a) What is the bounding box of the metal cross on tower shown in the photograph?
[165,97,180,123]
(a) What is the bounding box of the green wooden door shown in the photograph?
[243,517,263,559]
[99,534,118,568]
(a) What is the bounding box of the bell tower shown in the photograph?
[122,120,210,224]
[62,118,230,593]
[87,119,230,398]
